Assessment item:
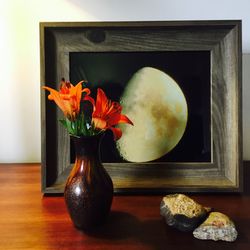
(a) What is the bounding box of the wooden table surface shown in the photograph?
[0,164,250,250]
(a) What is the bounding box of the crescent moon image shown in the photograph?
[116,67,188,162]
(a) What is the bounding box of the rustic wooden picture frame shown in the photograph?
[40,21,242,194]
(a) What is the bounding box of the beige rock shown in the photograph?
[160,194,211,232]
[193,212,238,242]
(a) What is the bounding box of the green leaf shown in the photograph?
[59,119,67,128]
[59,114,101,137]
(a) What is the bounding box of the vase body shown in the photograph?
[64,133,113,231]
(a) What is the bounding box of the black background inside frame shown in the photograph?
[69,51,211,163]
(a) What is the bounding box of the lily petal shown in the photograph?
[109,127,122,140]
[92,117,107,130]
[83,95,95,106]
[94,88,109,116]
[82,87,91,96]
[42,86,66,113]
[90,88,133,140]
[108,114,134,126]
[118,114,134,125]
[42,80,88,121]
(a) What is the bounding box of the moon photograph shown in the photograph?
[70,50,211,163]
[117,67,188,162]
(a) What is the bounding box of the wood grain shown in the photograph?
[40,21,242,193]
[0,164,250,250]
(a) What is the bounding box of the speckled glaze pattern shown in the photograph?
[64,134,113,231]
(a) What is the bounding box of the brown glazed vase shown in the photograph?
[64,133,113,231]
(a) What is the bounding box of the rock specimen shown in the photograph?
[193,212,238,242]
[160,194,211,232]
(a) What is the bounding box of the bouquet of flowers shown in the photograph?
[43,78,133,140]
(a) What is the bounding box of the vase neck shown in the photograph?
[71,134,103,160]
[68,134,104,184]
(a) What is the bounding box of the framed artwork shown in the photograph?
[40,20,242,194]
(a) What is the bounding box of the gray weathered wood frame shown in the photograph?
[40,21,242,194]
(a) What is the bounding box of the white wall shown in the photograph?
[0,0,249,162]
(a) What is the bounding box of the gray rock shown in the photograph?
[193,212,238,242]
[160,194,211,232]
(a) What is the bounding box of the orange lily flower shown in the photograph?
[90,88,133,140]
[43,79,90,121]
